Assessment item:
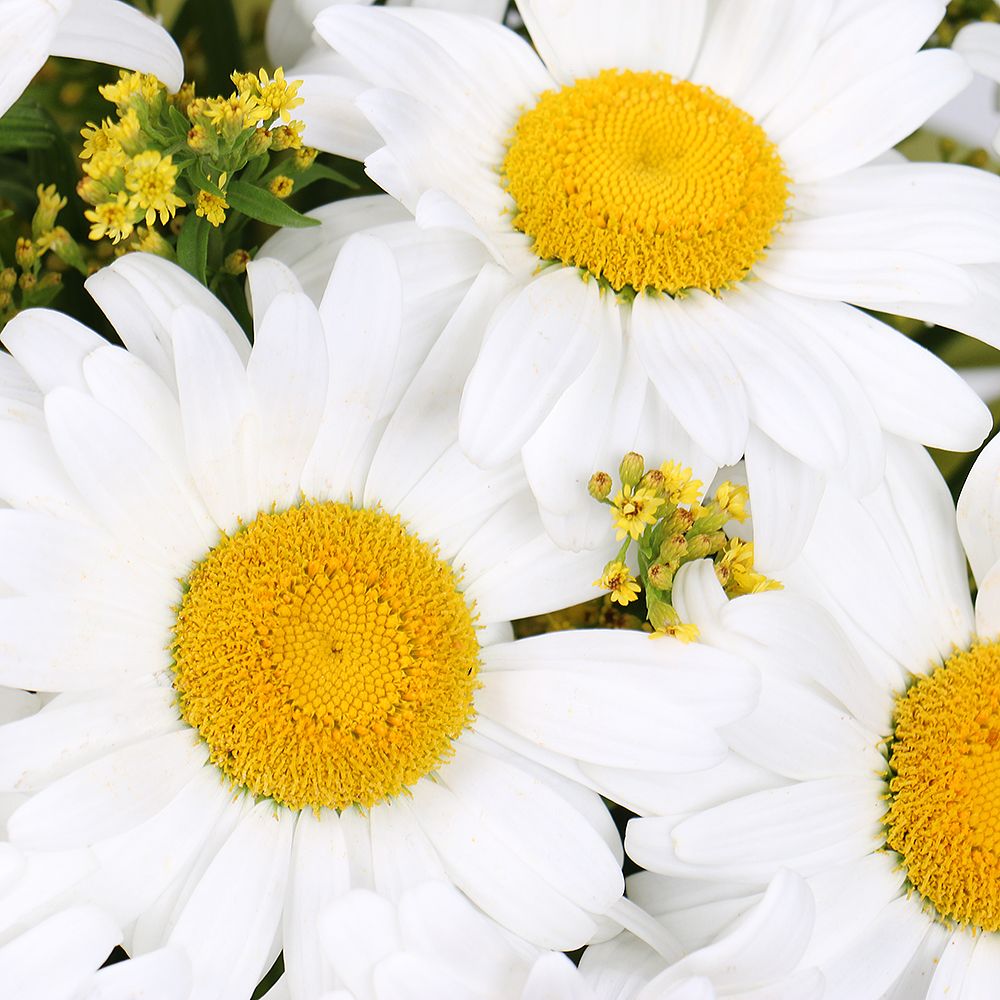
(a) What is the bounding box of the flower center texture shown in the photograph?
[884,642,1000,930]
[502,69,789,296]
[171,501,480,811]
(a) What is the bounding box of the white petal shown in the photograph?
[408,771,599,949]
[369,797,447,899]
[50,0,182,90]
[318,889,399,1000]
[283,810,351,1000]
[0,1,60,118]
[478,631,756,771]
[1,308,105,394]
[631,293,749,466]
[459,270,605,468]
[168,803,295,1000]
[7,730,206,850]
[301,234,404,501]
[958,431,1000,585]
[821,896,931,1000]
[670,778,885,876]
[44,387,216,569]
[518,0,707,81]
[78,945,193,1000]
[743,428,824,573]
[457,493,616,622]
[0,681,179,791]
[247,291,328,510]
[245,258,305,335]
[86,254,249,387]
[172,308,260,531]
[778,49,970,183]
[692,0,831,118]
[0,904,120,1000]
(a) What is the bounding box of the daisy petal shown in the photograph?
[779,49,970,183]
[7,730,207,851]
[49,0,183,90]
[2,308,104,394]
[80,945,193,1000]
[958,431,1000,585]
[168,802,295,1000]
[459,269,606,468]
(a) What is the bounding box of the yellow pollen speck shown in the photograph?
[171,501,480,812]
[884,642,1000,930]
[502,69,789,295]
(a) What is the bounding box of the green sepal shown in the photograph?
[224,179,319,228]
[177,213,210,285]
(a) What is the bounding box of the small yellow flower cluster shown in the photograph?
[590,451,780,641]
[1,186,89,329]
[77,65,312,257]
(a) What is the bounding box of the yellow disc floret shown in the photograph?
[171,501,480,812]
[502,69,789,295]
[884,642,1000,930]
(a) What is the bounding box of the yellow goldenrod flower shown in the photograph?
[195,190,229,227]
[254,67,304,123]
[594,561,641,606]
[715,481,750,522]
[270,121,305,151]
[124,151,185,226]
[204,92,267,131]
[79,119,117,160]
[99,71,163,109]
[611,487,664,541]
[83,145,127,182]
[268,175,295,199]
[85,193,135,244]
[660,460,703,506]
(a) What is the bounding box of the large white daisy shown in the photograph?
[0,0,183,118]
[0,244,756,999]
[624,435,1000,998]
[285,0,1000,564]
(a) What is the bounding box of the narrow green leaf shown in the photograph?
[177,213,211,285]
[225,179,320,229]
[0,99,61,152]
[285,162,359,192]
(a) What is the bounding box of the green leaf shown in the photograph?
[286,161,359,192]
[0,99,61,152]
[177,213,211,285]
[225,179,320,229]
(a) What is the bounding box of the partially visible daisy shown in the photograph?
[287,0,1000,564]
[625,436,1000,998]
[266,0,508,158]
[0,245,757,998]
[581,870,822,1000]
[0,0,183,118]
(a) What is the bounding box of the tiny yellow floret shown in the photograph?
[503,69,789,295]
[124,150,185,226]
[195,190,229,227]
[612,486,664,541]
[171,501,480,812]
[85,193,134,243]
[595,561,641,606]
[885,641,1000,930]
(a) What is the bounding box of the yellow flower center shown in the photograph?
[171,501,480,811]
[502,69,789,295]
[884,642,1000,930]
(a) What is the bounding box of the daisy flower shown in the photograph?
[0,0,183,118]
[580,870,823,1000]
[0,244,756,998]
[287,0,1000,565]
[625,435,1000,998]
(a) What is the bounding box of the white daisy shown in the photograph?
[0,244,756,998]
[581,870,822,1000]
[284,0,1000,564]
[0,0,183,118]
[624,435,1000,998]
